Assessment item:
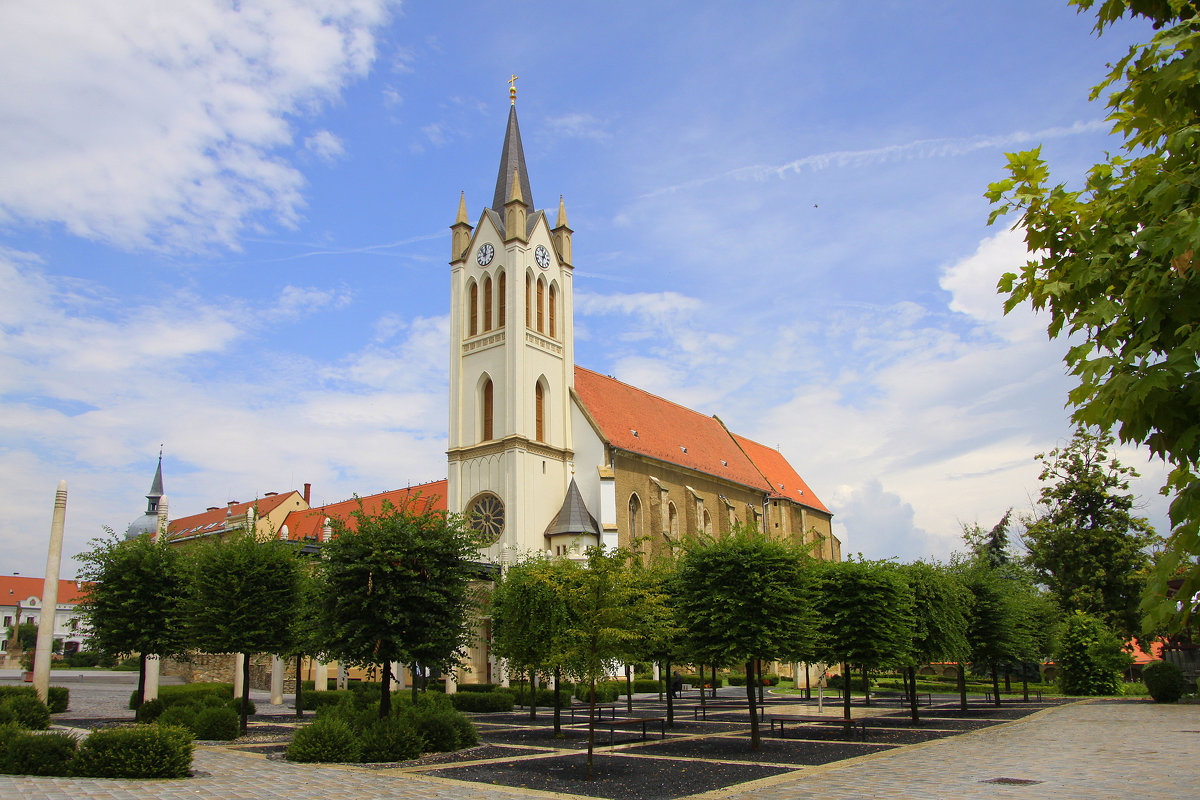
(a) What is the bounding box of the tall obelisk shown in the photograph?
[32,480,67,704]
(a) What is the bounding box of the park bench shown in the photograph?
[768,714,867,739]
[984,689,1042,703]
[603,715,667,746]
[568,702,621,720]
[871,691,933,707]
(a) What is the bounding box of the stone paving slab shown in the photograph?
[2,697,1198,800]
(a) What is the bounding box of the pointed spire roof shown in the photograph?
[455,191,469,225]
[544,478,601,538]
[492,104,534,216]
[147,451,164,502]
[555,195,570,229]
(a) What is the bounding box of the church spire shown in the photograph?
[146,450,164,512]
[491,103,534,216]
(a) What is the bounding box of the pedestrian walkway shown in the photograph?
[1,691,1196,799]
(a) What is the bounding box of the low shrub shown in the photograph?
[1,694,50,730]
[135,698,165,723]
[449,712,479,747]
[826,673,871,692]
[0,721,21,767]
[303,690,349,710]
[1142,660,1188,703]
[360,716,423,762]
[574,681,620,703]
[72,724,194,779]
[449,690,514,713]
[156,704,198,733]
[3,730,78,776]
[511,686,571,708]
[287,717,361,763]
[228,698,257,716]
[455,683,500,693]
[46,687,69,713]
[411,706,460,752]
[679,674,723,689]
[157,683,233,707]
[193,707,240,741]
[63,650,102,668]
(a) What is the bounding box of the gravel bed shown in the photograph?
[628,734,895,765]
[424,751,795,800]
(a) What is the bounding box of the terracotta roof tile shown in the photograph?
[1,575,89,605]
[574,366,773,492]
[166,492,299,539]
[730,432,830,513]
[280,481,448,541]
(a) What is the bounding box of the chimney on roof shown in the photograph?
[303,483,311,504]
[226,500,237,517]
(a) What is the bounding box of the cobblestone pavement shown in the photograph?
[3,675,1197,800]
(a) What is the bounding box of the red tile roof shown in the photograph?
[280,481,448,541]
[730,432,830,513]
[166,492,301,538]
[1,575,90,605]
[574,367,827,514]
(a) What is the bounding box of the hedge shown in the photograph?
[71,724,194,779]
[449,691,515,713]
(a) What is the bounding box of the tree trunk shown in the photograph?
[1004,667,1012,693]
[240,652,251,734]
[957,662,968,711]
[1022,674,1029,702]
[410,664,419,705]
[380,660,392,718]
[699,662,707,715]
[625,663,633,714]
[664,659,674,728]
[804,662,811,700]
[842,662,852,721]
[908,665,920,723]
[586,678,596,780]
[756,660,765,706]
[552,667,562,735]
[991,663,1001,707]
[295,654,304,718]
[528,670,537,721]
[745,660,760,750]
[136,652,147,711]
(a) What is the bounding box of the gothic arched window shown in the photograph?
[536,278,545,333]
[629,493,643,552]
[535,381,545,442]
[498,271,506,327]
[483,276,493,331]
[482,378,494,441]
[548,283,557,338]
[667,502,678,540]
[468,281,478,337]
[525,274,532,328]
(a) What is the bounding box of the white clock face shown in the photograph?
[535,245,551,269]
[476,243,494,266]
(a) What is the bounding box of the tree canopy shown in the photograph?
[987,0,1200,633]
[316,497,482,716]
[76,530,189,709]
[1022,428,1157,637]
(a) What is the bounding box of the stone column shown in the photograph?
[336,662,348,690]
[233,653,245,698]
[270,655,284,705]
[145,655,160,701]
[653,663,661,682]
[313,661,328,692]
[446,664,458,695]
[394,663,406,690]
[32,481,67,704]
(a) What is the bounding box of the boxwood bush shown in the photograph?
[1,730,78,776]
[449,690,514,712]
[287,717,361,763]
[1142,660,1188,703]
[359,716,424,762]
[71,724,193,779]
[0,694,50,730]
[0,686,66,716]
[135,698,165,723]
[193,706,240,740]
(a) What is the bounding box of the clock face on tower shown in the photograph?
[535,245,551,269]
[476,243,494,266]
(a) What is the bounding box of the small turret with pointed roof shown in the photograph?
[504,166,528,243]
[451,191,472,263]
[552,194,573,266]
[126,451,166,540]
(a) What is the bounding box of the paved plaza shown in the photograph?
[2,672,1197,800]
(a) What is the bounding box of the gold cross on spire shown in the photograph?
[508,73,519,105]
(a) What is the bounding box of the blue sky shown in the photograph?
[0,1,1169,579]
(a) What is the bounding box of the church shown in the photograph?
[131,90,838,685]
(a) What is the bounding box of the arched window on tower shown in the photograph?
[481,378,494,441]
[703,508,713,536]
[498,272,506,327]
[525,274,532,328]
[534,381,545,442]
[469,281,478,337]
[629,493,643,556]
[536,278,545,333]
[483,276,492,331]
[667,502,678,541]
[548,283,557,338]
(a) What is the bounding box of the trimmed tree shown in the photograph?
[1055,610,1131,695]
[897,561,970,722]
[316,497,482,718]
[674,525,819,750]
[76,530,189,711]
[187,531,303,733]
[811,559,915,722]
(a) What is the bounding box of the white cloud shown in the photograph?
[304,130,346,163]
[0,0,393,251]
[545,113,611,142]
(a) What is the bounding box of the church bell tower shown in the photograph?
[447,83,577,563]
